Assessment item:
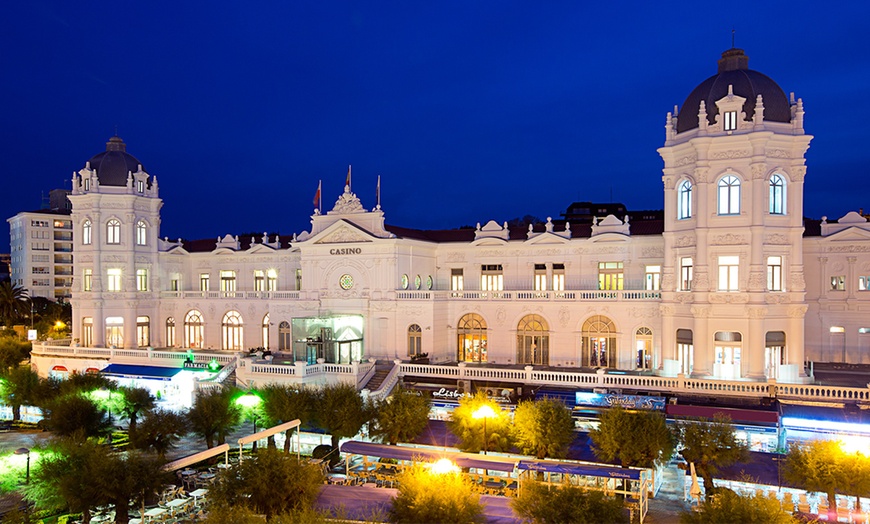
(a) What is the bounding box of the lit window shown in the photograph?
[82,220,92,245]
[677,180,692,220]
[83,178,90,191]
[767,256,782,291]
[451,269,464,291]
[534,264,547,291]
[831,276,845,291]
[267,269,278,291]
[137,316,150,347]
[107,268,122,292]
[769,174,786,215]
[254,270,265,291]
[222,310,244,350]
[645,265,661,291]
[717,175,741,215]
[723,110,738,131]
[137,179,144,193]
[830,326,845,333]
[136,220,147,246]
[480,265,503,291]
[860,276,870,291]
[680,257,693,291]
[83,268,92,291]
[598,262,624,290]
[262,313,270,349]
[295,269,302,291]
[136,268,148,291]
[106,219,121,244]
[408,324,422,356]
[200,273,210,292]
[220,270,236,292]
[553,263,565,291]
[718,256,739,291]
[184,310,204,348]
[166,317,176,347]
[170,277,179,291]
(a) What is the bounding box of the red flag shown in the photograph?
[313,180,321,208]
[345,165,351,189]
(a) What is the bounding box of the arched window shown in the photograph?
[278,321,292,351]
[262,313,270,350]
[457,313,487,363]
[517,314,549,366]
[408,324,422,357]
[635,327,653,369]
[581,315,616,368]
[136,220,147,245]
[184,310,204,349]
[769,174,786,215]
[82,220,92,245]
[677,180,692,220]
[166,317,176,347]
[717,175,741,215]
[106,219,121,244]
[714,331,742,379]
[222,310,244,350]
[137,316,150,347]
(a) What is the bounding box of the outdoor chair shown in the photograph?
[782,492,794,512]
[837,506,851,522]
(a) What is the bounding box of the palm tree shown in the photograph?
[370,386,430,445]
[187,387,242,448]
[0,282,29,327]
[118,385,156,433]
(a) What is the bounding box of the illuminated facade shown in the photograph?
[60,49,870,383]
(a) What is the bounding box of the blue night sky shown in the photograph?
[2,2,870,250]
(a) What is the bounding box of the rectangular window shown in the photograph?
[859,276,870,291]
[831,276,845,291]
[480,264,503,291]
[598,262,624,290]
[724,110,738,131]
[137,180,144,193]
[136,268,148,291]
[170,278,179,291]
[767,256,782,291]
[267,269,278,291]
[200,273,210,292]
[680,257,693,291]
[83,268,92,291]
[451,269,464,291]
[254,270,265,291]
[295,269,302,291]
[220,270,236,292]
[107,268,122,292]
[645,265,661,291]
[718,256,740,291]
[553,263,565,291]
[534,264,547,291]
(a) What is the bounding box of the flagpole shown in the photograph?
[319,180,322,211]
[376,175,381,210]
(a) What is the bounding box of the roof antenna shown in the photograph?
[731,28,735,48]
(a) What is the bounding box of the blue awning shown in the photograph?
[339,441,517,472]
[517,459,642,480]
[100,364,183,381]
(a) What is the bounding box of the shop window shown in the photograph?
[457,313,487,363]
[408,324,422,357]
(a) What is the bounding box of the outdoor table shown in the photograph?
[166,498,189,515]
[189,488,208,504]
[326,473,347,485]
[217,462,232,469]
[180,469,197,476]
[198,472,216,481]
[143,507,166,522]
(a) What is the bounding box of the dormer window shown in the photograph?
[137,179,144,193]
[724,111,738,131]
[83,178,90,191]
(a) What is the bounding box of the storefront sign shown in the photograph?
[575,392,666,411]
[329,248,362,255]
[432,387,465,400]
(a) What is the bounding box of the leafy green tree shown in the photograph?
[129,408,188,458]
[0,365,44,421]
[58,371,116,397]
[512,397,575,459]
[680,489,798,524]
[0,336,31,372]
[209,447,324,521]
[117,385,156,433]
[0,282,29,327]
[370,386,430,445]
[589,407,675,468]
[511,480,628,524]
[389,462,485,524]
[43,393,113,440]
[314,383,372,449]
[783,439,870,518]
[98,450,171,523]
[446,390,512,453]
[187,387,242,448]
[675,415,749,493]
[261,384,315,452]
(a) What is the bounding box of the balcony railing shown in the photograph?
[157,289,661,302]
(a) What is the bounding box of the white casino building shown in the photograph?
[29,49,870,400]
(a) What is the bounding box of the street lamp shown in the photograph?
[236,392,263,452]
[472,405,497,455]
[428,458,460,475]
[14,448,30,484]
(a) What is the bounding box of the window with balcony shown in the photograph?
[267,269,278,291]
[451,269,464,291]
[553,263,565,291]
[106,219,121,244]
[598,262,623,290]
[767,256,783,291]
[534,264,547,291]
[107,268,122,292]
[480,265,503,291]
[718,256,739,291]
[254,270,265,291]
[220,270,236,292]
[645,265,661,291]
[680,257,693,291]
[200,273,210,292]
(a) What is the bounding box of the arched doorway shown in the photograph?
[457,313,487,363]
[517,314,549,365]
[581,315,616,368]
[278,321,292,351]
[184,310,204,349]
[635,327,652,370]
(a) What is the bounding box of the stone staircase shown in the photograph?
[364,360,396,392]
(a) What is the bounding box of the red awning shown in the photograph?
[667,404,778,425]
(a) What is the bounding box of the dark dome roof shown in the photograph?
[676,49,791,134]
[86,136,145,186]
